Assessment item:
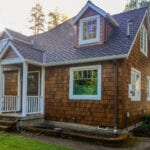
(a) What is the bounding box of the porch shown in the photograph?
[0,62,45,117]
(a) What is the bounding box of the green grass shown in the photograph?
[0,134,72,150]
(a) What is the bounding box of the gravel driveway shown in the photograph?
[21,133,150,150]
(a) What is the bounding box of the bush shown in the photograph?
[132,123,150,137]
[143,114,150,124]
[132,114,150,137]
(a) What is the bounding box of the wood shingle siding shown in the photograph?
[2,47,19,59]
[4,71,18,96]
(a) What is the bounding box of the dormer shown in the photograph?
[73,1,119,48]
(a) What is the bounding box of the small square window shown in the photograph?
[79,15,100,45]
[69,66,101,100]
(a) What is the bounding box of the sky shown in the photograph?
[0,0,127,35]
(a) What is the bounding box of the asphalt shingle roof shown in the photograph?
[11,40,44,63]
[30,7,147,64]
[6,28,31,44]
[3,7,147,65]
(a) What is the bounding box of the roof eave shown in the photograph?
[45,54,128,67]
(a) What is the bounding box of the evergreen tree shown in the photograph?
[125,0,150,11]
[47,8,69,30]
[29,3,45,35]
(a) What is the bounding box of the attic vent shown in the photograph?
[127,19,133,37]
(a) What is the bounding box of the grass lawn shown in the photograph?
[0,134,72,150]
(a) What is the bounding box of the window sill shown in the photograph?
[69,95,101,100]
[131,97,141,101]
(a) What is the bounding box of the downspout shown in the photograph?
[113,59,118,134]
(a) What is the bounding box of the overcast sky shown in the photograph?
[0,0,127,35]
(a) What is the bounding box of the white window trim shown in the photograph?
[0,38,9,51]
[147,77,150,101]
[69,65,101,100]
[140,25,148,57]
[131,67,141,101]
[79,15,100,45]
[28,71,40,96]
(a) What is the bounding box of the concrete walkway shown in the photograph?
[21,133,150,150]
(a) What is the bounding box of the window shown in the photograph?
[147,77,150,101]
[0,39,8,52]
[27,71,40,96]
[140,25,148,56]
[131,68,141,101]
[69,65,101,100]
[79,15,100,45]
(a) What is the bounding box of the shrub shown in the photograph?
[143,114,150,124]
[132,123,150,137]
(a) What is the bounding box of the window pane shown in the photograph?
[27,72,39,96]
[73,70,98,95]
[135,74,140,97]
[131,69,141,98]
[82,19,97,40]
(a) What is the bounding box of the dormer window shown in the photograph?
[79,15,100,45]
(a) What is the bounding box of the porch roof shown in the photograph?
[12,40,44,63]
[0,39,44,64]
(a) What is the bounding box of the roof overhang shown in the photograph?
[45,54,128,67]
[0,40,24,61]
[73,1,119,27]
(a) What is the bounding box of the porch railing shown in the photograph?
[2,95,19,112]
[27,96,43,114]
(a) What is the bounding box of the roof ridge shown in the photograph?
[30,18,73,38]
[5,28,29,37]
[12,39,45,53]
[113,6,148,16]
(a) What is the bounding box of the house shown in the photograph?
[0,1,150,132]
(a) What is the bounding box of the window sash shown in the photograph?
[27,72,40,96]
[131,68,141,100]
[79,15,100,45]
[69,66,101,100]
[140,25,148,56]
[73,69,98,95]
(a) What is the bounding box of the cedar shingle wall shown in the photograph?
[4,71,18,95]
[2,48,18,59]
[122,27,150,126]
[45,61,125,128]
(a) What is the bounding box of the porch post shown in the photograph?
[22,62,28,116]
[17,69,21,111]
[0,65,3,113]
[41,66,45,114]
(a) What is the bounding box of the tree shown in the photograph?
[47,8,69,30]
[29,3,45,35]
[125,0,150,11]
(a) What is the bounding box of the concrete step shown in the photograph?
[0,125,10,131]
[0,120,16,127]
[0,115,20,121]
